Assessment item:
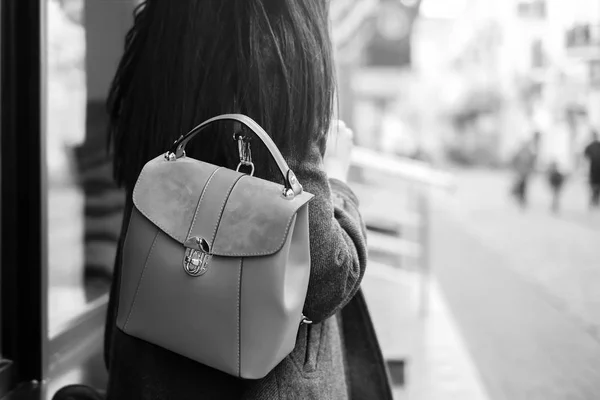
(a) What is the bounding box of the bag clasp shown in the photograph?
[183,237,211,277]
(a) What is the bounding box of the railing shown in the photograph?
[348,147,454,387]
[349,147,454,317]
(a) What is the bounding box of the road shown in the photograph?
[432,168,600,400]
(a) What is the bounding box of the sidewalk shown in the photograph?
[349,169,489,399]
[361,261,490,400]
[430,171,600,400]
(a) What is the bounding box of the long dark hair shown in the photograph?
[108,0,336,190]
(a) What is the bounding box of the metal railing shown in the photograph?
[349,147,454,317]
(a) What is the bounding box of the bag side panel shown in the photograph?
[186,168,244,247]
[116,207,160,330]
[133,156,220,244]
[240,205,311,379]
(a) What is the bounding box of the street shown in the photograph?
[432,168,600,400]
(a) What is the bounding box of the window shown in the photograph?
[1,1,45,397]
[46,0,117,339]
[517,0,546,19]
[0,1,133,397]
[44,0,135,397]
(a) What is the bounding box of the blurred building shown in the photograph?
[333,0,424,155]
[411,0,600,168]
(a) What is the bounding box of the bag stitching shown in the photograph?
[116,209,135,326]
[186,166,221,240]
[212,202,310,257]
[124,231,160,331]
[237,257,243,377]
[210,174,246,245]
[132,161,184,242]
[134,159,313,256]
[133,160,222,243]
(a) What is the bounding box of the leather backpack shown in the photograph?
[116,114,313,379]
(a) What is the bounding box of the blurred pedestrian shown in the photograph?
[546,160,566,213]
[583,130,600,209]
[510,132,541,208]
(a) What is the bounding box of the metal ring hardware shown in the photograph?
[167,115,303,197]
[234,132,255,176]
[236,161,255,176]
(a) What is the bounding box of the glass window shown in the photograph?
[46,0,129,338]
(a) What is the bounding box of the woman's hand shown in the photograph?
[323,120,354,182]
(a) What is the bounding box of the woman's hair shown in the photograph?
[108,0,336,190]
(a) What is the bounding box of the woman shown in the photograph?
[103,1,392,399]
[546,160,566,213]
[510,133,540,209]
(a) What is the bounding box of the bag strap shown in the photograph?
[166,114,303,197]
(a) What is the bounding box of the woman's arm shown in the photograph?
[289,141,367,324]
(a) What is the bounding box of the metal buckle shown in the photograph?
[165,137,185,161]
[183,237,211,277]
[234,133,254,176]
[236,161,255,176]
[282,170,300,199]
[301,314,313,325]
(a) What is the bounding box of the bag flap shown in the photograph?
[132,155,313,257]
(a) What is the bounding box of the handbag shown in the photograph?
[116,114,314,379]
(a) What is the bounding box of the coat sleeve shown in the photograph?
[288,142,368,324]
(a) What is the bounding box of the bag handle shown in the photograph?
[166,114,303,197]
